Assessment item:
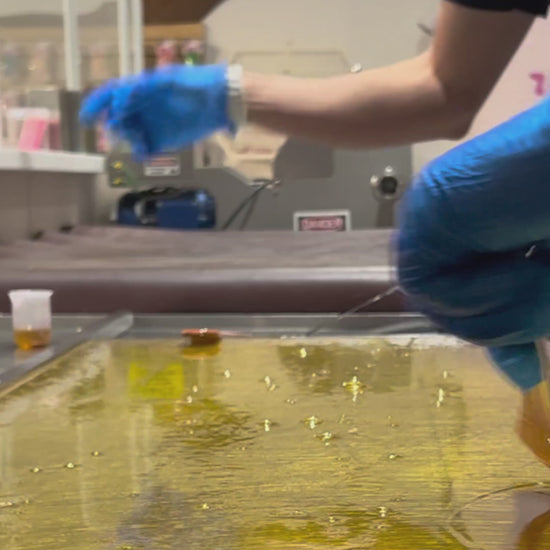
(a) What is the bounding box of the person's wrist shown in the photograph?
[226,64,247,130]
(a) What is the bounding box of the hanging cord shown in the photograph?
[221,179,276,230]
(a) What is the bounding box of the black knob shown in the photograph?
[379,176,399,196]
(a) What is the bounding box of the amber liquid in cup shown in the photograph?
[13,328,51,351]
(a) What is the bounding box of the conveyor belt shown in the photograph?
[0,226,405,314]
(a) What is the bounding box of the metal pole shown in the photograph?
[62,0,81,90]
[117,0,131,76]
[130,0,144,73]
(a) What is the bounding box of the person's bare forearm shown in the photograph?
[242,1,535,150]
[243,52,473,149]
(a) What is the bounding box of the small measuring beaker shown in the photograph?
[8,289,53,351]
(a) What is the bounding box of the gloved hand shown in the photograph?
[79,64,234,159]
[396,95,550,391]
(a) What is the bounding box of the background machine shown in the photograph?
[107,136,412,232]
[104,1,413,232]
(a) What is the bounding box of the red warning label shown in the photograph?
[144,156,181,177]
[294,211,351,232]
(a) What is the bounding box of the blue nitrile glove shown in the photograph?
[79,64,238,159]
[396,95,550,391]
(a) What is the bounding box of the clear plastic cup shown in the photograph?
[8,289,53,350]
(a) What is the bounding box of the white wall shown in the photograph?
[416,15,550,171]
[0,0,62,16]
[206,0,550,173]
[468,16,550,134]
[207,0,438,73]
[0,0,109,16]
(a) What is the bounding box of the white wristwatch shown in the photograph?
[226,64,247,130]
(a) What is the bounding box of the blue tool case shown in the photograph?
[117,187,216,230]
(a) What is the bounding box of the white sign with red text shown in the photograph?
[293,210,351,232]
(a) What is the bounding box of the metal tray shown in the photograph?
[0,312,438,397]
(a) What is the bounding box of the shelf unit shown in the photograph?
[0,149,105,174]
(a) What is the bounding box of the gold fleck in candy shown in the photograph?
[65,462,76,469]
[305,416,321,430]
[30,467,41,473]
[343,376,364,390]
[343,376,365,402]
[316,432,334,445]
